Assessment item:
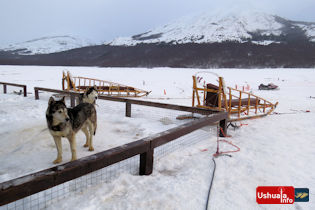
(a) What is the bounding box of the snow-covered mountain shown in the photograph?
[110,11,315,46]
[1,11,315,68]
[1,36,94,55]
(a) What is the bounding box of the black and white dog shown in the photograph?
[46,96,97,164]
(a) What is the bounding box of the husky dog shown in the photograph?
[46,96,97,164]
[78,86,98,104]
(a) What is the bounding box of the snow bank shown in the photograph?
[0,66,314,209]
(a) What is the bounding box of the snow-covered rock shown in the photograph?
[1,36,93,55]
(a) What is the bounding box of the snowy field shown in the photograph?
[0,65,314,210]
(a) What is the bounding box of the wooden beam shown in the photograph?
[126,102,131,117]
[0,82,27,96]
[149,112,228,148]
[0,139,149,206]
[70,93,76,108]
[3,84,6,94]
[139,144,154,175]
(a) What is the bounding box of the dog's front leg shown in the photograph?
[53,136,62,164]
[68,134,77,161]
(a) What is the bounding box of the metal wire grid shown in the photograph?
[154,126,217,160]
[0,156,139,210]
[131,104,198,126]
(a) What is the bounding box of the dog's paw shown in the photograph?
[83,143,89,147]
[53,158,62,164]
[88,147,94,151]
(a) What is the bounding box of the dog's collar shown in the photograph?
[51,122,67,131]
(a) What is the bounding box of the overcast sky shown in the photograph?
[1,0,315,46]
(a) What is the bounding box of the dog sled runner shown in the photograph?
[62,71,150,97]
[192,72,278,121]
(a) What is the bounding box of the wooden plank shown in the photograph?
[229,88,232,114]
[34,87,215,115]
[23,86,27,97]
[0,82,27,96]
[0,139,149,206]
[34,88,39,100]
[126,102,131,117]
[150,112,228,148]
[0,82,26,88]
[238,91,242,118]
[219,118,227,137]
[247,94,250,115]
[70,94,76,108]
[139,145,154,175]
[3,84,6,94]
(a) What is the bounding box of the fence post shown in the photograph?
[34,88,39,100]
[70,93,76,108]
[3,84,7,94]
[139,147,154,175]
[126,102,131,117]
[219,118,227,137]
[23,86,27,97]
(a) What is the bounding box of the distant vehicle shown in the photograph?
[258,83,279,90]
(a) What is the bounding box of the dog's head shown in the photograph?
[46,96,70,125]
[83,86,98,104]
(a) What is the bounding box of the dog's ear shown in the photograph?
[60,96,66,104]
[84,87,89,96]
[48,97,55,105]
[93,85,98,93]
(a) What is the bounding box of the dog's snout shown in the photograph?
[66,118,70,122]
[95,96,98,99]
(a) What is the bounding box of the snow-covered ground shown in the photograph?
[0,66,314,209]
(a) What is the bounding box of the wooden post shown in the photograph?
[3,84,7,94]
[23,86,27,97]
[219,118,227,137]
[247,94,250,115]
[70,94,76,108]
[139,147,154,175]
[126,102,131,117]
[35,88,39,100]
[238,91,242,118]
[229,88,232,114]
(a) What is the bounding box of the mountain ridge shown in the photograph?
[1,11,315,68]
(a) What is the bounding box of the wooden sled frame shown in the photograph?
[192,74,278,121]
[62,71,150,97]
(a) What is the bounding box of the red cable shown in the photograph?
[213,127,240,157]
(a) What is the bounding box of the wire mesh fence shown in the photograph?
[1,92,220,210]
[0,156,140,210]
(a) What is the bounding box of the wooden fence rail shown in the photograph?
[0,112,228,206]
[34,87,217,115]
[0,82,27,97]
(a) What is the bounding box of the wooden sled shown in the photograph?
[62,71,150,97]
[192,73,278,121]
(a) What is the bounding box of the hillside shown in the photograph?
[1,11,315,68]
